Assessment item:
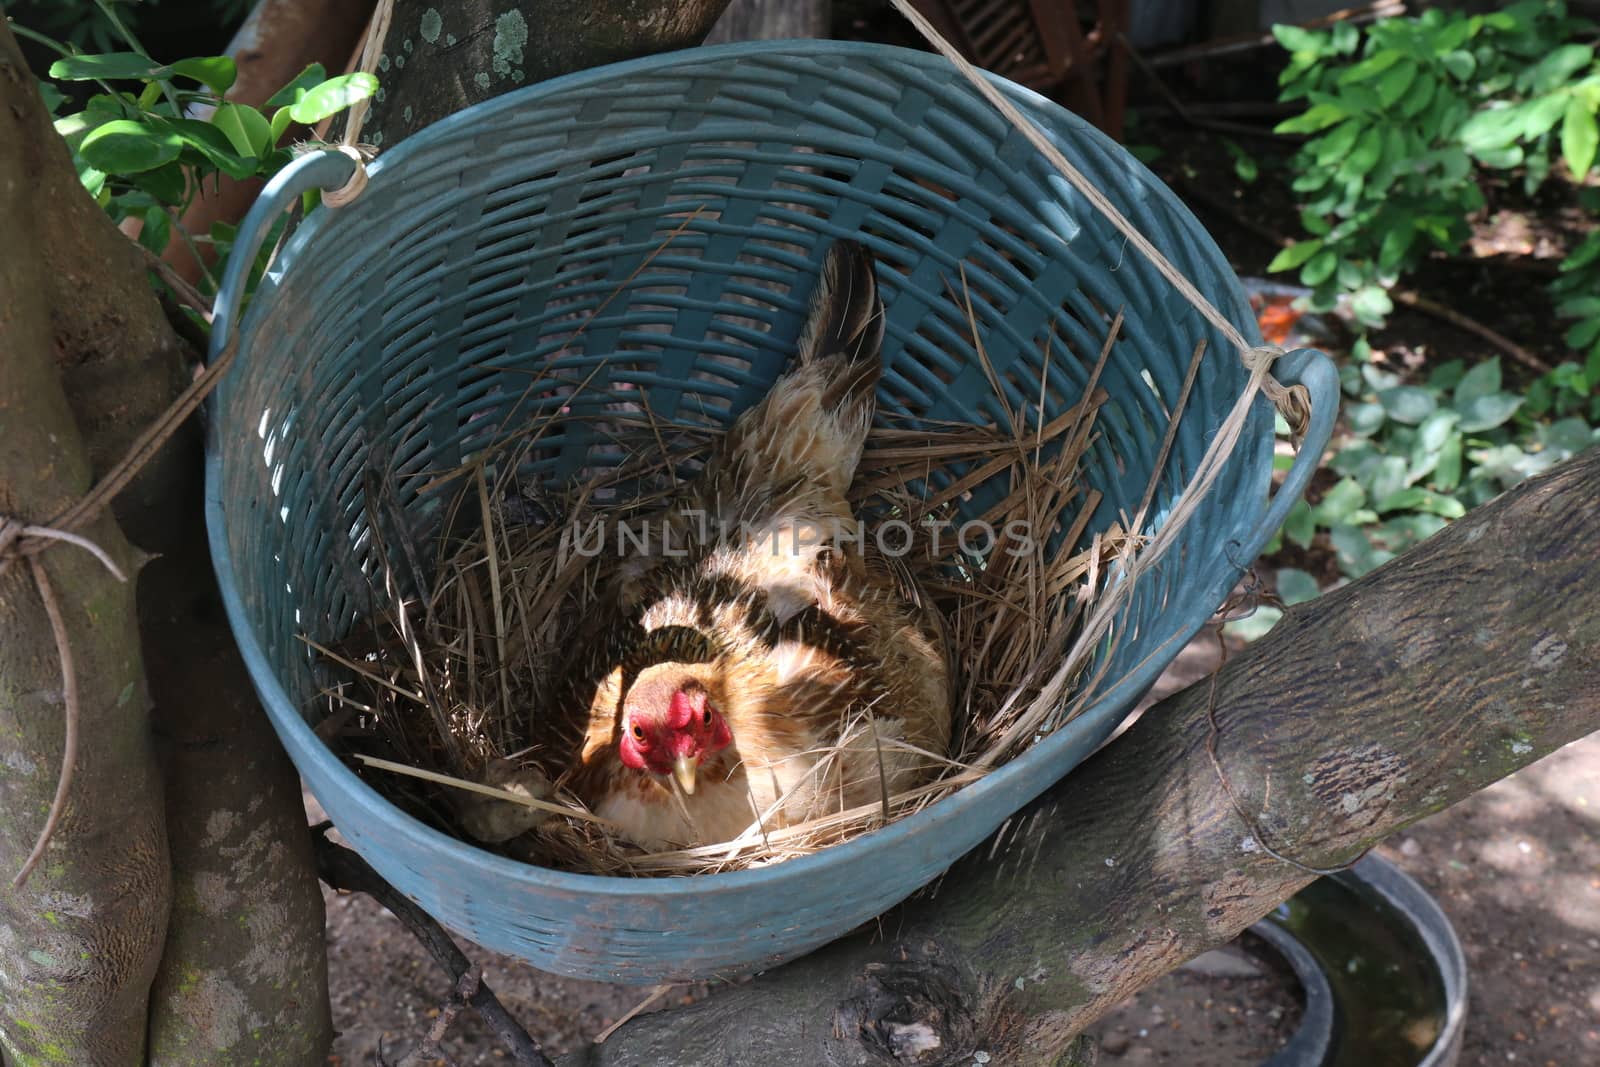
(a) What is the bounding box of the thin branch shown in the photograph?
[1118,33,1295,143]
[385,965,481,1067]
[136,239,214,321]
[1146,1,1407,69]
[1390,288,1552,374]
[312,828,555,1067]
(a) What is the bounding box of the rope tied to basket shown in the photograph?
[322,0,395,208]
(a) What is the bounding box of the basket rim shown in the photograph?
[207,38,1290,897]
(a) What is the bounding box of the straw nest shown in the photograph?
[311,311,1187,877]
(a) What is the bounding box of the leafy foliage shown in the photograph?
[35,28,375,290]
[1276,352,1598,580]
[1270,1,1599,332]
[1254,2,1600,598]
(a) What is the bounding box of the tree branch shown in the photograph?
[570,445,1600,1065]
[313,829,556,1067]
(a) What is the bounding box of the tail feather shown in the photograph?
[696,239,886,528]
[796,239,885,373]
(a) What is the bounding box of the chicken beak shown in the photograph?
[672,755,698,795]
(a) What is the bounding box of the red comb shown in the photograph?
[666,689,698,729]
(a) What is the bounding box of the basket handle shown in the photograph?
[208,149,361,364]
[1231,347,1340,567]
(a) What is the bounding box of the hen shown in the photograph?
[509,240,952,851]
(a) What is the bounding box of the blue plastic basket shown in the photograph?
[205,40,1337,983]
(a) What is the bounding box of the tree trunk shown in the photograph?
[0,15,332,1064]
[359,0,733,150]
[0,35,170,1066]
[568,445,1600,1065]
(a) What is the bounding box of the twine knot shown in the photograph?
[323,145,371,209]
[1243,345,1313,441]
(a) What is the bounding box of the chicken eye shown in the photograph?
[630,724,645,743]
[702,707,712,726]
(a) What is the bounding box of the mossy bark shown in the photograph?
[571,446,1600,1065]
[358,0,732,150]
[0,32,171,1066]
[0,15,331,1064]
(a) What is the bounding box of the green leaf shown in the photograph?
[1369,454,1410,503]
[1302,250,1338,286]
[1566,316,1600,350]
[1268,239,1324,272]
[1427,359,1466,392]
[1460,105,1525,151]
[1542,417,1598,457]
[287,72,379,124]
[1223,139,1259,183]
[1379,386,1437,424]
[1376,487,1467,518]
[1275,567,1322,605]
[129,161,187,206]
[1378,221,1417,273]
[48,52,164,82]
[1329,523,1391,578]
[1562,97,1599,180]
[75,160,107,199]
[168,56,237,95]
[1563,233,1600,272]
[1558,296,1600,320]
[1314,119,1361,165]
[1277,103,1348,135]
[1457,393,1523,432]
[1342,126,1384,177]
[169,118,257,180]
[78,119,184,174]
[1340,49,1405,85]
[1474,145,1525,169]
[1312,477,1368,526]
[212,103,272,160]
[1440,50,1476,81]
[1350,285,1394,328]
[1453,357,1502,405]
[269,105,296,144]
[1332,21,1359,55]
[137,204,171,255]
[1362,363,1402,392]
[1416,409,1461,452]
[1434,432,1463,490]
[1519,94,1573,141]
[1520,43,1595,94]
[265,64,329,108]
[1401,73,1437,118]
[1346,400,1387,436]
[54,108,119,149]
[38,80,66,115]
[1283,499,1317,548]
[1376,61,1419,109]
[1273,25,1327,54]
